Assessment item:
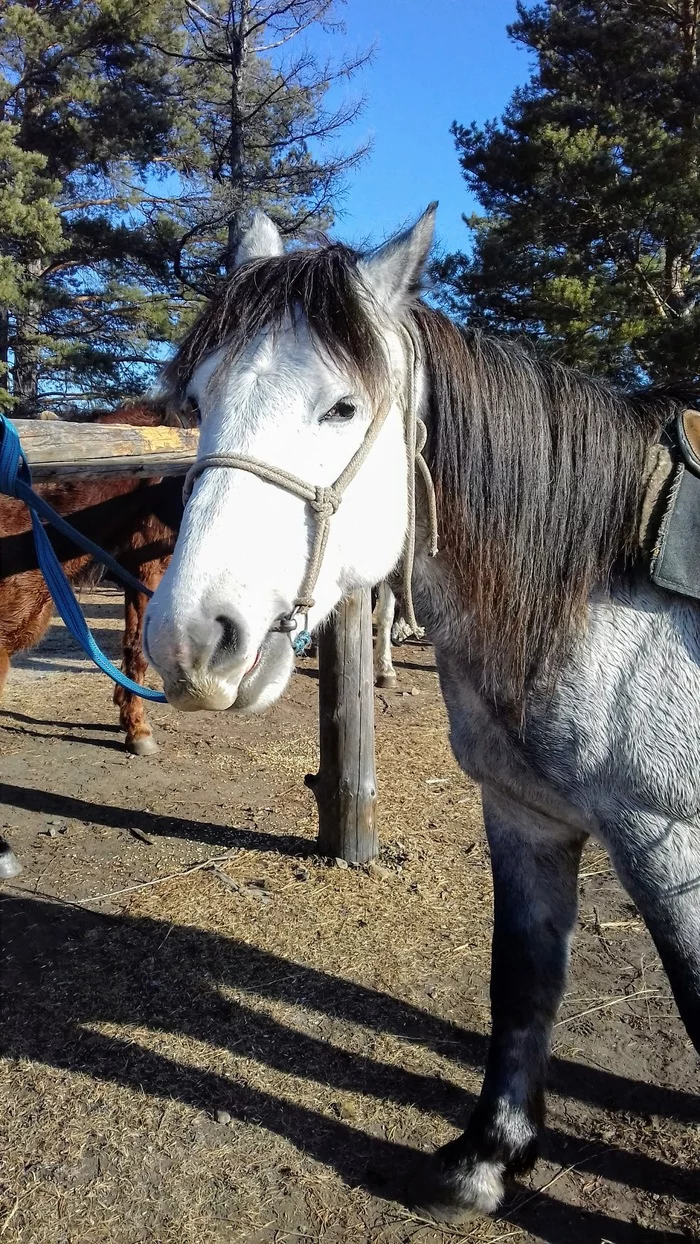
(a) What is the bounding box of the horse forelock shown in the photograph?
[410,306,675,710]
[160,245,390,402]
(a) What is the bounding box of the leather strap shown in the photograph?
[680,408,700,475]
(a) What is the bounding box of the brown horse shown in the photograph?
[0,400,192,757]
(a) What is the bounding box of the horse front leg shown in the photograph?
[374,581,397,688]
[114,562,166,756]
[0,645,9,702]
[423,787,586,1219]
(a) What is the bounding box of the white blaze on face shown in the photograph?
[145,204,437,713]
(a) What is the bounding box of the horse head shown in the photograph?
[144,206,436,712]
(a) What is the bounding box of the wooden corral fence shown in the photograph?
[14,419,378,864]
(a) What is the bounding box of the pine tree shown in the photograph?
[1,1,367,411]
[439,0,700,384]
[156,0,369,291]
[0,0,190,414]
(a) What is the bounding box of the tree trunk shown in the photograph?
[226,0,250,270]
[305,589,379,864]
[12,260,42,417]
[0,306,9,396]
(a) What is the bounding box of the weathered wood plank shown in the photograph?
[9,420,199,480]
[305,588,379,863]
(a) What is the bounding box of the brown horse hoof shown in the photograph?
[126,734,159,757]
[375,672,397,689]
[0,847,22,879]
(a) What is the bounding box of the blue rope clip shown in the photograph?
[292,628,312,656]
[0,414,166,702]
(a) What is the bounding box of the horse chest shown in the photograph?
[434,647,594,833]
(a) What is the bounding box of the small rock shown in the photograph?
[213,868,239,892]
[129,827,154,845]
[334,857,349,870]
[367,863,391,881]
[215,1110,232,1126]
[46,827,59,839]
[410,686,420,696]
[294,866,310,881]
[243,885,271,902]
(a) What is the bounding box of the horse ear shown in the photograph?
[359,203,437,310]
[234,211,284,266]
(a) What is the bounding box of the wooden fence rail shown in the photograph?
[12,420,199,480]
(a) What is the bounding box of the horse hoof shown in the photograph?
[411,1145,504,1222]
[126,735,159,757]
[0,848,22,879]
[375,673,397,689]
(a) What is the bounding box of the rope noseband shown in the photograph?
[182,323,438,651]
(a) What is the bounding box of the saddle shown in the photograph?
[642,409,700,601]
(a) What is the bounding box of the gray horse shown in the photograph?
[143,206,699,1218]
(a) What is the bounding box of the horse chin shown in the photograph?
[234,634,295,714]
[163,678,238,712]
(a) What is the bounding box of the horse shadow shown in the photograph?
[0,782,310,854]
[1,893,697,1243]
[0,717,127,752]
[0,708,122,733]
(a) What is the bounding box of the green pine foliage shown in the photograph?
[438,0,700,384]
[0,0,190,412]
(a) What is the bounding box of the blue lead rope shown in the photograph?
[0,414,166,702]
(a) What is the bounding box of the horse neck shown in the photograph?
[408,306,666,709]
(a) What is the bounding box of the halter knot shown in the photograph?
[310,485,341,518]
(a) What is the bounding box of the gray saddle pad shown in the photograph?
[650,410,700,601]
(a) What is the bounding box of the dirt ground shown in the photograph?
[0,586,698,1244]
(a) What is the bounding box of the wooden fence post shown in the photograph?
[305,587,378,863]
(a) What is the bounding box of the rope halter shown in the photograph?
[182,322,439,653]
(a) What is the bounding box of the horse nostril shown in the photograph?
[214,614,239,660]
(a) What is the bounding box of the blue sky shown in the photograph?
[304,0,531,254]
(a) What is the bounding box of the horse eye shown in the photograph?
[322,398,356,421]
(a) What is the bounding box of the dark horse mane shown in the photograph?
[409,306,680,705]
[161,242,685,707]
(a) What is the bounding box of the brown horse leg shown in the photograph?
[114,561,167,756]
[0,646,9,701]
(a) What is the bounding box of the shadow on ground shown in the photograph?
[2,893,697,1243]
